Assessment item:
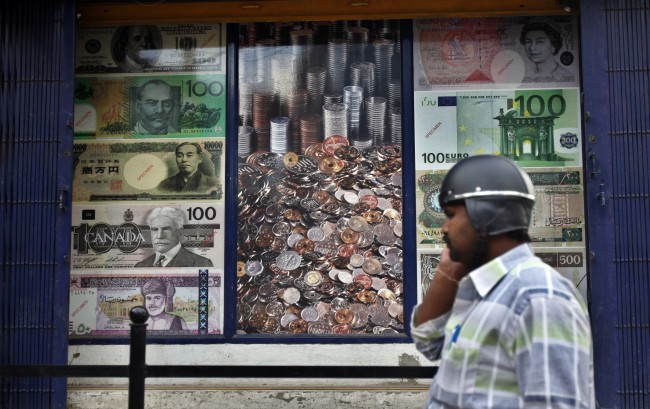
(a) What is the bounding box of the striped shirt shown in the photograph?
[411,244,594,409]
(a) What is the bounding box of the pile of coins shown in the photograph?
[237,140,404,335]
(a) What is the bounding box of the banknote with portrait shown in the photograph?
[417,248,587,303]
[416,168,585,248]
[70,203,224,270]
[414,88,582,169]
[69,269,222,337]
[414,15,580,90]
[74,74,226,138]
[75,24,225,74]
[72,138,224,202]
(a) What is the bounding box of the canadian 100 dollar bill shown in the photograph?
[416,168,584,247]
[69,269,222,337]
[72,138,224,202]
[74,74,226,138]
[414,88,582,169]
[70,203,224,270]
[75,24,225,74]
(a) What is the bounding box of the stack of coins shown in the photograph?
[255,39,276,89]
[366,97,387,146]
[350,62,375,99]
[326,38,348,94]
[389,107,402,145]
[345,26,369,65]
[252,91,277,152]
[270,117,291,153]
[373,39,395,99]
[323,102,349,139]
[343,86,363,139]
[236,144,404,335]
[238,125,255,158]
[306,66,327,114]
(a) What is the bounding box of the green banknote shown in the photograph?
[69,270,222,337]
[416,168,584,247]
[72,138,224,202]
[74,74,226,138]
[414,88,582,169]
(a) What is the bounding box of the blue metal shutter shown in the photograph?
[0,0,75,408]
[582,0,650,407]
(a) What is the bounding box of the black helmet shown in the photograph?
[439,155,535,238]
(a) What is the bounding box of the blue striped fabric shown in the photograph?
[412,244,594,409]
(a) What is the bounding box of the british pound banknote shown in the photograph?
[414,16,580,90]
[70,203,224,270]
[72,138,224,201]
[75,24,225,74]
[74,74,226,138]
[417,248,587,303]
[416,168,584,247]
[69,269,222,337]
[414,88,582,168]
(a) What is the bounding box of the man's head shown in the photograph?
[439,155,535,268]
[175,142,203,178]
[135,80,175,135]
[123,26,155,65]
[141,278,174,316]
[146,207,185,254]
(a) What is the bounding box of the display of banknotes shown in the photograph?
[70,203,224,270]
[414,16,580,90]
[74,74,226,138]
[415,168,584,247]
[72,138,224,202]
[417,248,587,303]
[414,88,582,168]
[75,24,225,74]
[69,270,222,337]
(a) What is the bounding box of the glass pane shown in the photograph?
[237,20,405,336]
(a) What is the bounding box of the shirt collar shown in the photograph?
[157,242,182,265]
[467,243,534,298]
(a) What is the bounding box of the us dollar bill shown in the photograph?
[417,248,587,302]
[72,138,224,202]
[70,203,224,270]
[414,15,580,90]
[416,168,584,247]
[75,24,225,74]
[74,74,226,138]
[69,269,222,337]
[414,88,582,168]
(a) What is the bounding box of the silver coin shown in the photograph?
[280,313,299,328]
[276,250,302,270]
[307,226,326,241]
[282,287,301,304]
[301,307,319,322]
[244,260,264,276]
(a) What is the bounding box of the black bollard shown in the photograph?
[128,306,149,409]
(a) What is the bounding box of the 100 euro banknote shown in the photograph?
[74,74,226,138]
[72,138,224,202]
[414,88,582,169]
[70,203,224,270]
[416,168,584,247]
[69,269,222,337]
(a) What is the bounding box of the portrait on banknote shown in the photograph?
[76,23,225,74]
[70,203,224,270]
[413,15,579,90]
[74,74,226,138]
[69,269,223,337]
[72,138,224,201]
[111,25,163,73]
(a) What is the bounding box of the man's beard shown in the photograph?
[443,234,487,271]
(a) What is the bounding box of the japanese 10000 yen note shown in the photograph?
[69,270,222,337]
[70,203,224,270]
[414,16,580,90]
[417,248,588,304]
[415,168,585,247]
[75,24,225,74]
[414,88,582,169]
[73,74,226,138]
[72,138,224,202]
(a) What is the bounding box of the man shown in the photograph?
[411,155,594,409]
[141,278,188,331]
[134,207,213,267]
[113,25,158,72]
[133,79,178,135]
[157,142,219,193]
